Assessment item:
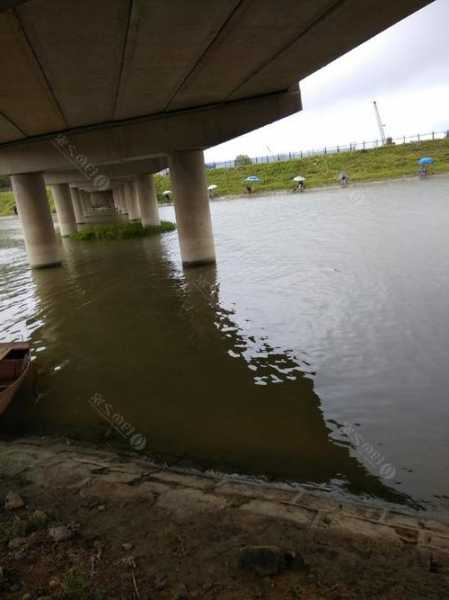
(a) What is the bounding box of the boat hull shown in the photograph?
[0,342,34,420]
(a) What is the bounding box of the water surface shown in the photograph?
[1,177,448,513]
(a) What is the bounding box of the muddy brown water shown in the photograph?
[1,177,448,514]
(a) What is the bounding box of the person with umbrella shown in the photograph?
[208,184,218,198]
[244,175,261,194]
[293,175,306,192]
[418,157,434,178]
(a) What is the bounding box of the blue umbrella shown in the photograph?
[418,157,434,166]
[245,175,261,183]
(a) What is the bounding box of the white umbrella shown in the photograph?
[162,190,172,195]
[208,184,218,191]
[293,176,306,182]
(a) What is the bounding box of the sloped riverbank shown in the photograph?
[1,436,448,599]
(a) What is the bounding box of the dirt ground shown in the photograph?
[1,470,449,600]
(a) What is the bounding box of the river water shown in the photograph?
[1,177,448,513]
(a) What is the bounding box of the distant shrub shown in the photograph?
[235,154,252,167]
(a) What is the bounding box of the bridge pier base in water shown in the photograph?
[134,174,160,227]
[169,149,216,267]
[11,172,62,269]
[51,183,77,237]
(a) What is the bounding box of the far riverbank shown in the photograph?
[155,137,449,200]
[1,138,448,217]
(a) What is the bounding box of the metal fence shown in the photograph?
[205,130,449,171]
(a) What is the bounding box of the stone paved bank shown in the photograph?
[1,436,448,557]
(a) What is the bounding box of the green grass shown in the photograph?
[1,138,448,217]
[0,190,16,216]
[0,187,55,216]
[155,137,449,198]
[70,220,176,241]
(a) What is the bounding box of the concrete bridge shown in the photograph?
[0,0,432,268]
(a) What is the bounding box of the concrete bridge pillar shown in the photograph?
[134,174,160,227]
[169,149,216,267]
[86,192,93,214]
[114,186,125,215]
[70,187,84,224]
[11,172,62,268]
[117,186,127,215]
[87,193,94,214]
[125,182,140,221]
[78,190,88,216]
[51,183,77,237]
[84,191,92,215]
[112,189,120,213]
[121,188,127,214]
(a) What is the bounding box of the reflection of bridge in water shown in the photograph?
[2,233,416,508]
[180,265,416,506]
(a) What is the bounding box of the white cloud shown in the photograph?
[206,0,449,163]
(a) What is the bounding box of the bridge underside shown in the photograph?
[0,0,432,268]
[0,0,431,174]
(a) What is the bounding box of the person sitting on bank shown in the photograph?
[418,166,428,178]
[338,171,349,187]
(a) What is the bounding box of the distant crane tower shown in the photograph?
[373,100,387,145]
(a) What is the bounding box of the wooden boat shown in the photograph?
[0,342,32,417]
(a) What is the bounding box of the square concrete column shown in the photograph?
[125,182,140,221]
[70,187,84,224]
[11,172,62,268]
[169,149,216,267]
[134,174,160,227]
[51,183,77,237]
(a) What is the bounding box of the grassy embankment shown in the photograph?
[70,220,176,241]
[1,139,448,216]
[154,137,449,198]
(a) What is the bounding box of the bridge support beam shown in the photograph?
[70,187,84,224]
[134,174,160,227]
[11,172,61,268]
[51,183,77,237]
[169,149,215,267]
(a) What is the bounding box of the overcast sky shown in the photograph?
[205,0,449,163]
